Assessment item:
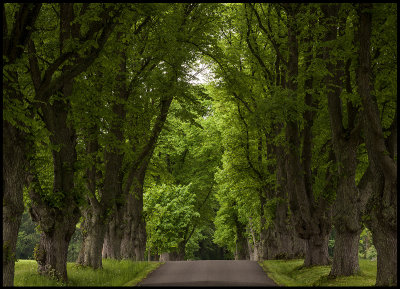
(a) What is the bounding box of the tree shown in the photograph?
[24,3,121,281]
[76,7,157,267]
[316,3,371,277]
[357,3,397,286]
[144,184,201,260]
[101,3,222,262]
[145,93,223,260]
[3,3,42,286]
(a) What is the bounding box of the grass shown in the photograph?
[259,258,377,286]
[14,259,163,286]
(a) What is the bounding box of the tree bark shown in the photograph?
[304,234,330,267]
[102,208,124,260]
[2,122,28,286]
[76,204,107,269]
[272,135,306,260]
[330,231,360,275]
[121,161,148,261]
[33,218,76,281]
[357,3,397,286]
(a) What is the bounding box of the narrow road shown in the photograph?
[137,260,278,286]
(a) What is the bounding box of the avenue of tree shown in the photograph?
[3,3,397,287]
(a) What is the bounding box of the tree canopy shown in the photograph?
[3,3,397,287]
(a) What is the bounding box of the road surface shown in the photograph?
[137,260,278,286]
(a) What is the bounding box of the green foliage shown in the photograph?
[145,92,224,258]
[16,212,40,260]
[144,183,200,256]
[67,228,83,262]
[4,4,397,285]
[358,228,377,261]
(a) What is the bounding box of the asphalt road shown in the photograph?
[137,260,278,287]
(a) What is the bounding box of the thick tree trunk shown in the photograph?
[102,208,124,260]
[121,162,148,261]
[77,207,106,269]
[358,4,397,286]
[235,237,249,260]
[371,225,397,286]
[2,122,28,286]
[120,195,135,259]
[259,223,269,260]
[329,147,364,276]
[273,200,306,260]
[304,234,330,266]
[247,218,260,261]
[80,150,124,266]
[330,231,360,275]
[29,164,79,282]
[274,145,306,260]
[34,219,76,281]
[160,242,185,261]
[172,243,186,261]
[120,193,147,261]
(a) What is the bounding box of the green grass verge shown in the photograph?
[259,258,377,286]
[14,259,163,286]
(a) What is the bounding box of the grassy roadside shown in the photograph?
[14,259,163,286]
[259,258,377,286]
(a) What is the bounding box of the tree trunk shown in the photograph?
[274,144,306,260]
[3,4,41,280]
[121,161,148,261]
[329,146,364,276]
[234,213,249,260]
[29,169,79,282]
[28,95,80,282]
[80,149,124,266]
[247,218,260,261]
[77,207,106,269]
[120,193,146,261]
[371,225,397,286]
[102,208,124,260]
[172,243,186,261]
[304,233,330,266]
[120,194,135,259]
[34,219,76,281]
[2,122,28,286]
[330,231,360,275]
[357,3,397,286]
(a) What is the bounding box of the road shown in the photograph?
[137,260,278,286]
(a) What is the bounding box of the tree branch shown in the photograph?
[248,3,288,67]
